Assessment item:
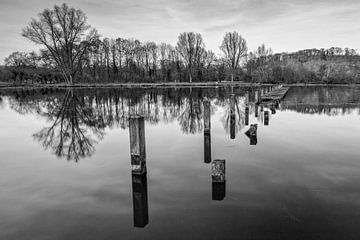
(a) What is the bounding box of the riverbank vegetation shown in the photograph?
[1,3,359,85]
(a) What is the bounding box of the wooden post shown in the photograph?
[132,172,149,228]
[129,115,148,228]
[212,160,226,201]
[264,110,269,126]
[245,124,258,145]
[129,116,146,174]
[230,94,236,139]
[204,99,211,132]
[203,100,211,164]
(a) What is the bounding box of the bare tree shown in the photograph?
[255,44,272,82]
[176,32,205,82]
[22,3,99,84]
[220,32,247,81]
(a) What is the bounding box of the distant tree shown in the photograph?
[220,32,247,81]
[4,51,39,67]
[246,51,257,83]
[176,32,205,82]
[254,44,272,82]
[22,3,99,84]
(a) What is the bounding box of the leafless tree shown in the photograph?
[176,32,205,82]
[220,32,247,81]
[22,3,99,84]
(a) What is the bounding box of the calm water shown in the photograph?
[0,86,360,240]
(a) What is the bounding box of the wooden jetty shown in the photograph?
[260,85,289,102]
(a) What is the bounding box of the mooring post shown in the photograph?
[212,160,226,201]
[203,99,211,164]
[129,115,148,228]
[245,124,258,145]
[230,94,236,139]
[264,110,269,126]
[129,116,146,174]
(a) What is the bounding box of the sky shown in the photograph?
[0,0,360,63]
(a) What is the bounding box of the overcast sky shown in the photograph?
[0,0,359,62]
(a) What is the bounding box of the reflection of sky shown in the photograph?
[1,93,360,239]
[1,0,360,62]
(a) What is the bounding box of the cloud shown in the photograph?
[0,0,359,62]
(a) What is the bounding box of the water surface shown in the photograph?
[0,86,360,239]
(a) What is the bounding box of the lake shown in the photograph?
[0,86,360,240]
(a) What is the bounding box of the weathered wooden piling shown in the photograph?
[132,172,149,228]
[129,115,148,228]
[245,124,258,145]
[129,115,146,174]
[264,110,269,126]
[203,99,211,164]
[203,99,211,133]
[212,160,226,200]
[230,94,236,139]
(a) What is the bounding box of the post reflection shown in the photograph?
[264,110,270,126]
[230,94,236,139]
[203,99,211,164]
[129,116,149,228]
[245,104,249,126]
[212,160,226,201]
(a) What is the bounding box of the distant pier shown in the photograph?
[260,85,289,102]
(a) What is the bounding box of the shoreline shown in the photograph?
[0,81,360,89]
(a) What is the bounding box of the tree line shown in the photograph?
[1,3,359,85]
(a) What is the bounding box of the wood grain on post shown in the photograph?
[129,115,146,174]
[212,160,226,200]
[245,124,258,145]
[203,99,211,133]
[212,160,225,182]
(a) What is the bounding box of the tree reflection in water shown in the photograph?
[218,95,246,138]
[33,89,105,161]
[178,90,204,134]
